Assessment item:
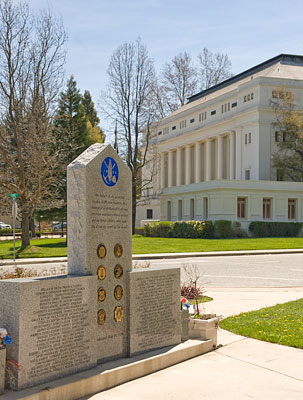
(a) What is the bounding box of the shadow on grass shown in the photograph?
[36,241,67,249]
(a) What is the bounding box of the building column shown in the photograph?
[176,147,182,186]
[185,144,191,185]
[229,132,235,179]
[205,140,212,181]
[160,152,166,189]
[217,135,223,180]
[168,150,174,188]
[195,142,201,183]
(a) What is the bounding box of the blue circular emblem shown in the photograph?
[101,157,119,187]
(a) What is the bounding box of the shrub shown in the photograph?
[134,227,144,235]
[144,220,215,239]
[214,220,233,238]
[232,221,248,238]
[249,221,303,237]
[144,221,172,237]
[171,221,196,238]
[181,285,204,300]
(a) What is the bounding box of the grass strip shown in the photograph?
[0,236,302,259]
[220,299,303,349]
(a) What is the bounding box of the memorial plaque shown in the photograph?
[97,266,106,280]
[114,264,123,279]
[97,244,106,259]
[114,306,124,322]
[98,288,106,302]
[114,243,123,258]
[114,285,123,301]
[97,309,106,325]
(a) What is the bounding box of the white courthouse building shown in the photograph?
[137,54,303,231]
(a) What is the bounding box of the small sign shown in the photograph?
[9,193,19,198]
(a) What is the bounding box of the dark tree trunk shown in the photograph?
[132,177,137,235]
[21,211,30,249]
[30,217,36,238]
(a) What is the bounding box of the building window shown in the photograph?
[263,198,272,219]
[199,111,207,121]
[275,131,280,142]
[158,131,162,136]
[288,199,296,220]
[190,118,195,123]
[167,201,172,221]
[180,120,186,129]
[237,197,246,219]
[228,102,230,111]
[248,132,252,143]
[245,170,250,180]
[146,209,153,219]
[232,102,237,108]
[178,200,183,220]
[244,95,247,102]
[190,199,195,220]
[276,169,284,181]
[163,127,169,135]
[203,197,208,220]
[247,94,250,101]
[221,105,224,113]
[245,134,248,144]
[172,126,176,131]
[211,110,216,115]
[251,92,254,100]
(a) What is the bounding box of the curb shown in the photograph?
[1,249,303,266]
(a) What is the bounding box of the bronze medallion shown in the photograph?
[114,243,123,258]
[114,306,124,322]
[114,264,123,279]
[97,266,106,280]
[97,244,106,259]
[97,309,106,325]
[98,288,106,302]
[114,285,123,301]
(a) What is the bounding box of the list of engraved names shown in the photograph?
[29,284,91,379]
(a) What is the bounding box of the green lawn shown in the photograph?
[132,236,303,254]
[220,299,303,349]
[0,236,302,259]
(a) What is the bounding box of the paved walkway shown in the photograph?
[80,287,303,400]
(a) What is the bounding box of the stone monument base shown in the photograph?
[129,267,181,356]
[0,275,97,390]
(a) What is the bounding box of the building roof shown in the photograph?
[188,54,303,103]
[157,54,303,124]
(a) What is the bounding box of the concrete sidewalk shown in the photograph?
[79,287,303,400]
[1,247,303,265]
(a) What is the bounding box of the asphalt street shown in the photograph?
[1,253,302,288]
[137,253,303,288]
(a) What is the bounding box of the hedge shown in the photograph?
[249,221,303,237]
[144,220,214,239]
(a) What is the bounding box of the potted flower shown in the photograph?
[0,328,12,394]
[181,265,220,346]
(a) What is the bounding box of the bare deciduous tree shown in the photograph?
[102,38,156,233]
[0,0,67,248]
[271,90,303,182]
[161,51,198,112]
[198,47,232,90]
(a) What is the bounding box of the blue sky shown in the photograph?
[28,0,303,136]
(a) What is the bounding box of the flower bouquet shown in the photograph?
[0,329,12,349]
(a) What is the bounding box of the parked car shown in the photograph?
[0,221,12,229]
[53,222,67,230]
